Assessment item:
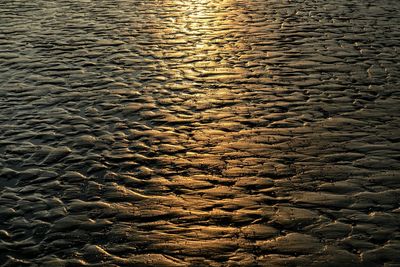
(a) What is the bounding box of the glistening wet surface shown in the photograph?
[1,0,400,266]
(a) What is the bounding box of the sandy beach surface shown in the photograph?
[0,0,400,266]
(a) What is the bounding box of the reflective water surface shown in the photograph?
[1,0,400,266]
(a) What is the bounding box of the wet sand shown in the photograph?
[1,0,400,266]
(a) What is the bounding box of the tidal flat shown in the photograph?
[0,0,400,266]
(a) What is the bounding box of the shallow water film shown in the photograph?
[1,0,400,266]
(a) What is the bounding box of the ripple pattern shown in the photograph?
[1,0,400,266]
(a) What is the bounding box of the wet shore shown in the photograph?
[1,0,400,266]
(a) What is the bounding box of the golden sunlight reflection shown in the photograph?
[111,0,299,264]
[154,0,251,86]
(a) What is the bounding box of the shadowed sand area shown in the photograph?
[1,0,400,266]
